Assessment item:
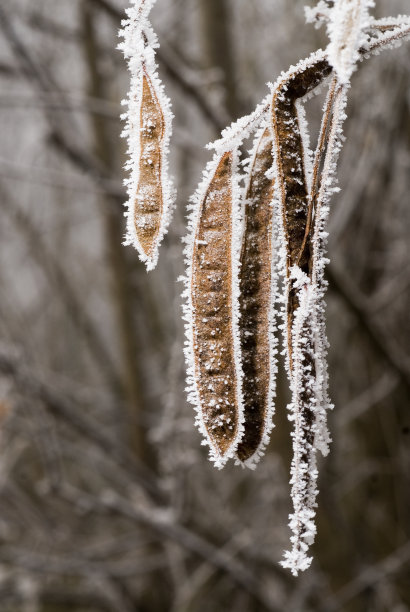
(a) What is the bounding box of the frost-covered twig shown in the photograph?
[207,90,273,156]
[119,0,175,270]
[209,18,410,159]
[363,19,410,55]
[326,0,374,84]
[305,1,333,28]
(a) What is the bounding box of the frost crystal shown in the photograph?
[208,90,274,156]
[119,0,175,270]
[305,1,332,28]
[326,0,374,84]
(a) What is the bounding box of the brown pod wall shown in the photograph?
[236,127,277,465]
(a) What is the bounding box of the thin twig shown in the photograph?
[86,0,226,131]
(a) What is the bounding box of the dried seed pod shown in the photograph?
[120,1,175,271]
[271,53,332,575]
[236,127,278,467]
[184,150,244,468]
[131,71,166,262]
[271,53,332,371]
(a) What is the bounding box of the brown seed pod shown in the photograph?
[131,71,166,264]
[236,127,277,466]
[272,54,331,574]
[121,0,175,271]
[271,55,331,370]
[185,150,244,467]
[271,54,333,574]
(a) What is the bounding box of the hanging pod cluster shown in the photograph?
[183,51,339,574]
[182,19,410,574]
[120,0,410,576]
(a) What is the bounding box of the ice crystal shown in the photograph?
[326,0,374,84]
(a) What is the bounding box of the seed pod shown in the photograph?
[184,150,244,467]
[271,53,333,576]
[128,71,168,267]
[120,0,175,271]
[124,70,174,269]
[271,54,331,371]
[236,127,278,467]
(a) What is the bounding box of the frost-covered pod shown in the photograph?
[270,53,333,575]
[127,71,167,264]
[120,0,175,271]
[271,52,332,371]
[282,274,319,575]
[184,151,244,468]
[236,127,278,468]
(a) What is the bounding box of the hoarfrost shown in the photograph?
[326,0,374,84]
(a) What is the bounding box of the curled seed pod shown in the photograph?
[270,52,332,575]
[236,127,278,468]
[271,52,331,371]
[184,150,244,468]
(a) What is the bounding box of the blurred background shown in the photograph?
[0,0,409,610]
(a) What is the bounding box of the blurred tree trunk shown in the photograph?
[199,0,239,120]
